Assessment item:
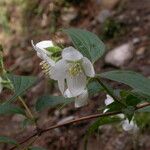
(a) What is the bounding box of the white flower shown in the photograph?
[0,77,3,93]
[122,119,138,132]
[104,94,138,132]
[31,40,55,67]
[103,94,115,113]
[64,88,89,108]
[105,94,114,105]
[50,46,95,96]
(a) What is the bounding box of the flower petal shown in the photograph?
[66,72,86,97]
[32,41,55,66]
[64,89,73,98]
[122,119,138,132]
[105,94,114,105]
[31,40,48,55]
[36,40,54,49]
[75,89,88,108]
[62,47,83,61]
[50,59,68,80]
[58,79,65,95]
[82,57,95,77]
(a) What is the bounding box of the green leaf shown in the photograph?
[120,90,142,106]
[28,147,47,150]
[87,81,103,96]
[131,91,150,102]
[134,113,150,129]
[0,103,25,115]
[63,28,106,63]
[0,136,18,145]
[7,74,37,102]
[125,94,142,106]
[122,106,135,122]
[36,95,74,112]
[100,70,150,96]
[138,106,150,112]
[21,118,35,129]
[106,101,125,112]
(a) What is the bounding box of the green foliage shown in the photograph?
[135,113,150,129]
[0,103,25,115]
[122,106,135,122]
[87,80,103,96]
[7,74,37,102]
[106,101,125,112]
[63,28,106,63]
[21,118,36,129]
[28,147,47,150]
[120,90,142,106]
[0,5,10,33]
[36,95,74,112]
[0,44,3,52]
[0,136,18,145]
[102,18,125,40]
[100,70,150,97]
[46,46,61,53]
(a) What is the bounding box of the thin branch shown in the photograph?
[10,102,150,150]
[18,97,34,119]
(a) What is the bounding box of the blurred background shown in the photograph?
[0,0,150,149]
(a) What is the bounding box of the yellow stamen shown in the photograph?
[68,62,82,76]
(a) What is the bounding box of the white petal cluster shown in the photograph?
[64,88,88,108]
[32,41,95,108]
[50,46,95,107]
[50,47,95,95]
[0,77,3,93]
[104,94,139,132]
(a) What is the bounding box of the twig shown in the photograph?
[9,102,150,150]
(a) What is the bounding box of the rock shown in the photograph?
[97,9,111,23]
[105,43,134,67]
[61,7,77,23]
[136,47,145,55]
[101,0,121,10]
[132,37,140,44]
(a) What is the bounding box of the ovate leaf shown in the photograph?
[7,74,37,102]
[63,28,106,63]
[0,103,25,115]
[100,70,150,96]
[120,90,142,106]
[0,136,18,145]
[87,81,103,96]
[36,95,74,112]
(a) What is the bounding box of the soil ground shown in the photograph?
[0,0,150,150]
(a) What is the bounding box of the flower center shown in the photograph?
[68,62,82,76]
